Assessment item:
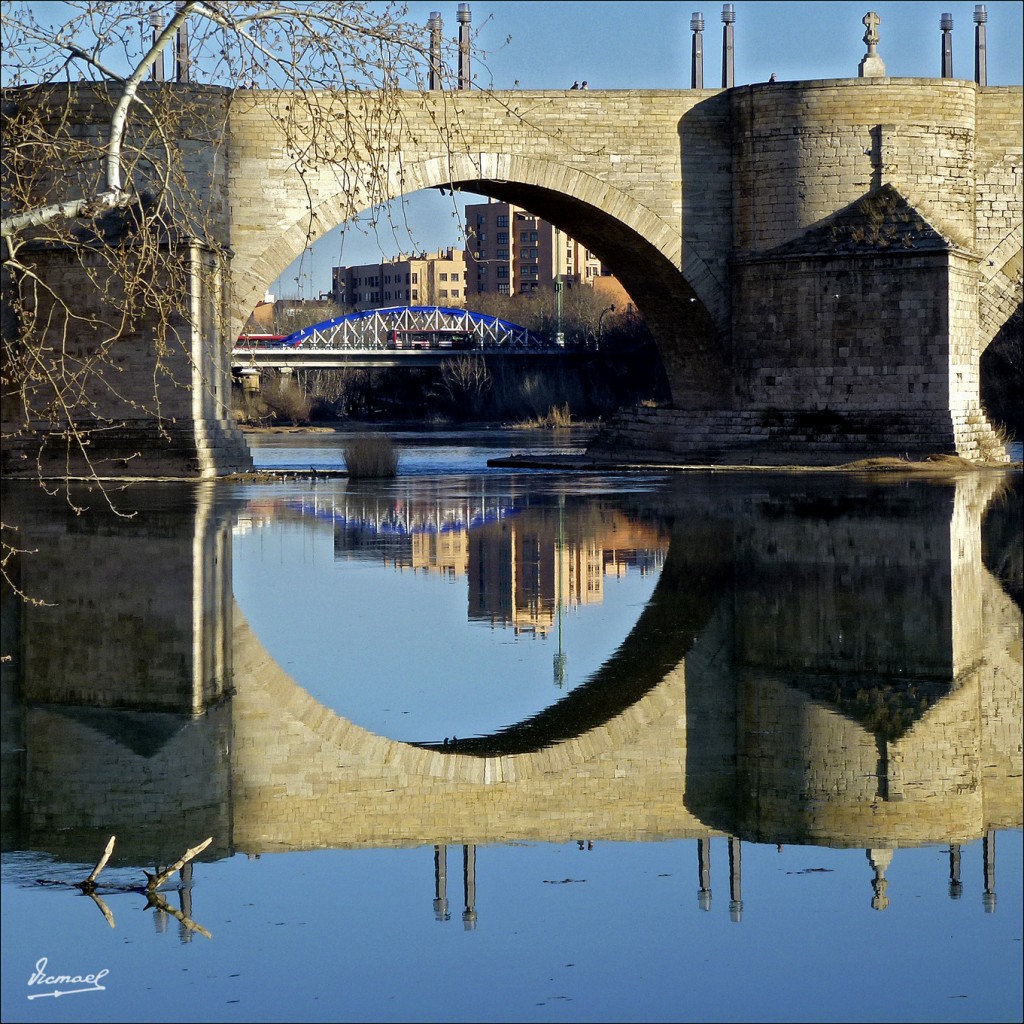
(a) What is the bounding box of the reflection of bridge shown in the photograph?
[232,306,563,370]
[252,491,516,536]
[5,473,1020,884]
[240,490,669,634]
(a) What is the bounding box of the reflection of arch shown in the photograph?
[413,519,731,757]
[232,515,730,774]
[232,604,683,788]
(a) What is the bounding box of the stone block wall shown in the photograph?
[731,79,979,254]
[1,84,251,478]
[5,79,1020,470]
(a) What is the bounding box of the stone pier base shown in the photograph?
[1,418,252,479]
[588,406,1009,466]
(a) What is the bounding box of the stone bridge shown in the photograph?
[2,78,1022,473]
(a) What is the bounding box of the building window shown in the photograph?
[497,215,509,227]
[440,289,448,298]
[497,266,509,279]
[451,289,460,297]
[498,283,510,295]
[440,273,448,281]
[520,231,529,242]
[412,273,418,283]
[497,249,509,259]
[411,290,418,300]
[451,272,459,281]
[497,232,508,244]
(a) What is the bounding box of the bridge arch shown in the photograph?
[231,150,729,409]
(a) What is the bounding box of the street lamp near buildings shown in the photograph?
[597,304,616,350]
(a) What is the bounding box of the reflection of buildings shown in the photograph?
[466,513,666,636]
[246,493,668,634]
[411,529,469,579]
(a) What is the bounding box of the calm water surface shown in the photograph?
[2,429,1021,1024]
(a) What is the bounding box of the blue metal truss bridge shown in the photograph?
[233,305,566,369]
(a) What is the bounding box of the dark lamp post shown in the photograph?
[597,304,616,350]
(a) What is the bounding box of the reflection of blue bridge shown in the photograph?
[233,306,565,369]
[269,494,517,535]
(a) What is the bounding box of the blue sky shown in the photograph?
[261,0,1024,296]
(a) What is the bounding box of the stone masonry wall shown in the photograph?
[1,84,251,477]
[731,79,979,255]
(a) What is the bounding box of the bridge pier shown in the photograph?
[2,241,253,479]
[593,238,1008,465]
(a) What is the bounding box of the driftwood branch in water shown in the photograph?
[76,835,116,893]
[145,837,212,892]
[144,891,212,939]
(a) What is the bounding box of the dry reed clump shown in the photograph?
[342,434,399,478]
[512,403,574,429]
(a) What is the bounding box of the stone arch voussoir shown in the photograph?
[231,151,693,330]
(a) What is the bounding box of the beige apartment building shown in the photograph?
[464,200,603,297]
[331,248,467,311]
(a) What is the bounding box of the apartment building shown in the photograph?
[332,248,467,311]
[464,200,603,297]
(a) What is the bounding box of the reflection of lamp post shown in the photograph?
[597,304,616,351]
[553,493,567,687]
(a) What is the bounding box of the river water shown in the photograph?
[2,428,1021,1024]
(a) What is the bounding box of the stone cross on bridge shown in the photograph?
[859,11,886,76]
